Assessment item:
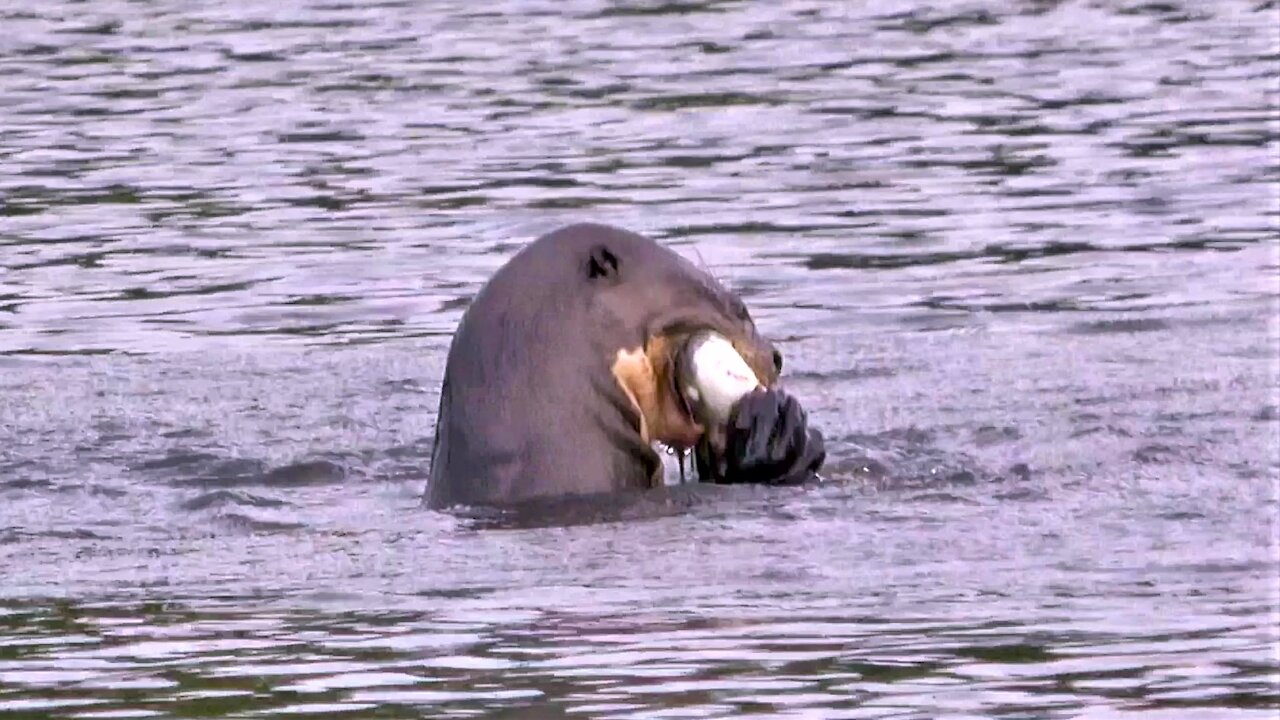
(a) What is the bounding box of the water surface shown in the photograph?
[2,0,1278,717]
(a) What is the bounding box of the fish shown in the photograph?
[677,330,763,428]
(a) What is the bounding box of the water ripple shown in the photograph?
[1,0,1277,717]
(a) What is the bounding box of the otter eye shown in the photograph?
[733,301,751,322]
[586,245,619,281]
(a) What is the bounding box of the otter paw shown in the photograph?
[721,388,826,485]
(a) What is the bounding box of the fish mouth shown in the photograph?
[672,331,735,478]
[647,329,709,451]
[665,328,775,463]
[611,330,704,452]
[670,330,707,427]
[613,325,777,459]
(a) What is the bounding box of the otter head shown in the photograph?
[426,222,786,509]
[574,227,783,475]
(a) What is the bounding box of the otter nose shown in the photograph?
[772,348,784,375]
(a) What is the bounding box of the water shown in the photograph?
[2,0,1278,717]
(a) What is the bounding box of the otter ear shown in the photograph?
[586,245,620,282]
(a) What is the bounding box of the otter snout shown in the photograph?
[730,335,782,391]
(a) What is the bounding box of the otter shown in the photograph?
[425,223,823,509]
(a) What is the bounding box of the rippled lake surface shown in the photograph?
[2,0,1279,717]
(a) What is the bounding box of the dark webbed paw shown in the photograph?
[701,388,826,485]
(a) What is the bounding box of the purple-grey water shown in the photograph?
[2,0,1278,718]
